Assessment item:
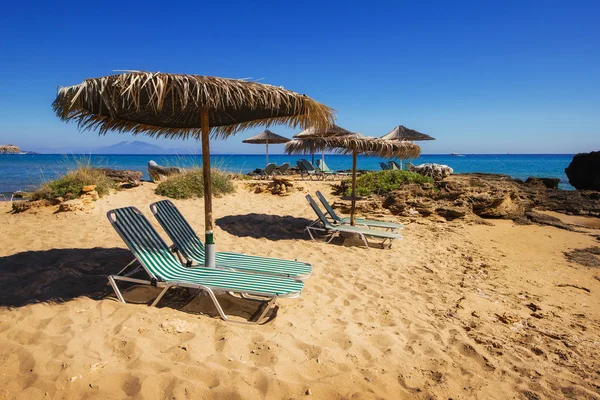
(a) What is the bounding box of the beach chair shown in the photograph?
[380,162,391,171]
[387,161,401,170]
[305,195,402,249]
[315,191,404,232]
[316,159,350,178]
[254,163,277,179]
[150,200,312,280]
[275,162,290,175]
[297,159,323,180]
[107,206,304,324]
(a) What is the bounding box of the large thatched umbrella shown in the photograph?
[381,125,434,169]
[293,124,352,164]
[53,71,334,267]
[286,133,420,225]
[242,129,290,168]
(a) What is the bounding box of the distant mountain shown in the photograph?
[96,141,167,154]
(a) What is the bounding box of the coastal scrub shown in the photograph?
[31,166,116,201]
[345,170,433,196]
[155,168,235,199]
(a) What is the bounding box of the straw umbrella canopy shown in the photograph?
[293,124,352,164]
[242,129,290,168]
[286,133,421,225]
[53,71,334,267]
[381,125,435,141]
[380,126,433,169]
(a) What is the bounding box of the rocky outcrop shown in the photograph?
[565,151,600,191]
[251,177,300,196]
[524,177,560,190]
[409,163,453,181]
[332,173,600,229]
[148,160,184,183]
[98,168,142,187]
[0,145,21,154]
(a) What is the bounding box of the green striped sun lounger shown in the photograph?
[107,206,304,324]
[315,191,404,232]
[150,200,312,280]
[305,195,402,249]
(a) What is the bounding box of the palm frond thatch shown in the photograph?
[242,129,290,144]
[285,134,421,159]
[293,124,352,139]
[381,125,435,141]
[53,71,336,139]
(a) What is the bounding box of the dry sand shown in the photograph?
[0,180,599,399]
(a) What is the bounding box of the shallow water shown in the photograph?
[0,153,575,193]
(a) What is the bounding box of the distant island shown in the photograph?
[0,144,39,154]
[96,140,166,154]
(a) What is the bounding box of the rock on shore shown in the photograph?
[565,151,600,191]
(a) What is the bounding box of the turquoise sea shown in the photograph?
[0,153,575,194]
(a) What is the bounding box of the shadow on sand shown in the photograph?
[215,213,313,241]
[0,247,277,322]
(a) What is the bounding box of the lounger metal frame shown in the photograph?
[304,195,400,249]
[107,208,299,324]
[315,191,403,233]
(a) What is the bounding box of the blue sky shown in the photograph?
[0,0,598,154]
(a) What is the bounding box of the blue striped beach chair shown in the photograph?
[107,206,304,324]
[304,195,402,249]
[315,191,404,232]
[150,200,312,280]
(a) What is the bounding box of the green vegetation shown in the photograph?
[345,170,433,196]
[31,166,116,201]
[155,168,235,199]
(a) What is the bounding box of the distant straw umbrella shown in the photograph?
[286,133,420,225]
[242,129,290,168]
[53,71,334,267]
[293,124,352,165]
[381,125,434,169]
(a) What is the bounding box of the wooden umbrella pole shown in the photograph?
[350,149,357,226]
[266,140,269,168]
[200,107,215,267]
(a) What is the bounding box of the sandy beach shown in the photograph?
[1,180,599,399]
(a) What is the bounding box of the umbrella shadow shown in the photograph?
[0,248,278,322]
[215,213,313,241]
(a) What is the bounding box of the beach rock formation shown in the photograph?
[409,163,453,181]
[98,168,143,187]
[148,160,184,183]
[249,177,299,196]
[565,151,600,191]
[524,177,560,189]
[0,144,21,154]
[334,173,600,229]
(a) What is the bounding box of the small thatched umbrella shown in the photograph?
[242,129,290,168]
[380,126,434,169]
[53,71,334,267]
[381,125,435,141]
[293,124,352,164]
[286,133,420,225]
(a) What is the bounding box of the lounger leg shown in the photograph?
[306,227,316,241]
[326,231,340,244]
[203,286,276,324]
[360,234,370,249]
[150,285,171,307]
[251,297,277,323]
[108,276,126,303]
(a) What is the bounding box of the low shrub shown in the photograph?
[344,170,434,196]
[31,167,116,201]
[155,168,235,199]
